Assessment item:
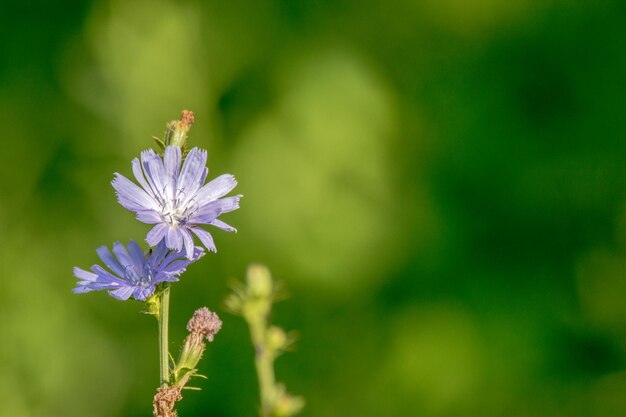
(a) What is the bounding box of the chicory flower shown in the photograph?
[73,240,204,301]
[112,146,241,258]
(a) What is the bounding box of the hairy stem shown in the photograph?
[159,284,171,387]
[250,317,275,417]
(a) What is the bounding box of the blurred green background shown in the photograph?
[1,0,626,416]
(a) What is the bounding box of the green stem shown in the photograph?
[250,318,275,417]
[159,284,171,387]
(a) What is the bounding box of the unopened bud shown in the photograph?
[164,109,195,149]
[274,390,304,416]
[247,264,273,298]
[267,326,288,352]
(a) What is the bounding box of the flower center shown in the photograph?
[161,200,188,227]
[124,264,154,288]
[160,196,199,227]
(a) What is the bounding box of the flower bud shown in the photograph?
[164,110,195,149]
[273,390,305,417]
[267,326,288,352]
[246,264,273,298]
[172,308,222,386]
[187,307,222,342]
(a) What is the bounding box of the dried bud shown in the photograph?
[153,385,183,417]
[171,307,222,386]
[187,307,222,342]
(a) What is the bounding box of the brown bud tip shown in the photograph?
[187,307,222,342]
[181,110,195,127]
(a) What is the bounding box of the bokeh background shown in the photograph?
[1,0,626,416]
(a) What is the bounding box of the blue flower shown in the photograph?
[73,241,204,301]
[112,146,241,258]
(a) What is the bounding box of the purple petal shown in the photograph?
[191,227,217,252]
[140,150,161,198]
[192,246,205,260]
[157,247,204,278]
[109,286,135,300]
[91,265,126,285]
[149,241,169,265]
[112,173,159,212]
[73,267,98,282]
[146,156,168,202]
[133,286,155,301]
[190,195,242,224]
[159,260,192,276]
[126,241,145,269]
[164,146,182,197]
[136,210,162,224]
[209,219,237,233]
[141,150,167,203]
[160,249,186,269]
[199,167,208,188]
[165,227,183,251]
[112,242,134,269]
[95,246,126,277]
[195,174,237,204]
[180,227,195,259]
[178,148,207,202]
[131,157,156,199]
[73,286,95,294]
[146,223,168,246]
[153,274,180,284]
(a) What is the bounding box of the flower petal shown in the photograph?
[177,147,207,202]
[165,227,183,251]
[136,210,162,224]
[74,266,98,282]
[146,223,168,247]
[194,174,238,204]
[164,146,182,199]
[112,173,159,212]
[132,157,156,199]
[190,195,242,224]
[209,219,237,233]
[90,265,126,287]
[180,227,195,259]
[149,240,169,265]
[141,149,167,204]
[190,227,217,252]
[157,247,204,279]
[72,285,95,294]
[95,246,126,277]
[109,286,135,300]
[112,242,134,270]
[126,240,145,270]
[133,286,155,301]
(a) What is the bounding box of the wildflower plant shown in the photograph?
[72,111,239,416]
[73,111,304,417]
[226,264,304,417]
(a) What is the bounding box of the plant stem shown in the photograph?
[158,284,171,387]
[250,318,275,417]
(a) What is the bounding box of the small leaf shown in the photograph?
[152,136,166,150]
